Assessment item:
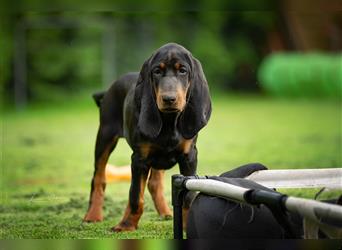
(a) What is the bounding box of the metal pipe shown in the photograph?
[172,175,186,239]
[185,179,249,203]
[183,179,342,227]
[285,196,342,228]
[246,168,342,189]
[172,174,342,239]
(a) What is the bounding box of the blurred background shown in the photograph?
[1,0,341,241]
[1,0,341,108]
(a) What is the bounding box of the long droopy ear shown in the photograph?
[135,56,162,139]
[178,56,212,139]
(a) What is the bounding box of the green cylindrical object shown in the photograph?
[258,53,342,98]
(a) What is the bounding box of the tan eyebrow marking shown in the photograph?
[174,63,181,70]
[159,63,166,69]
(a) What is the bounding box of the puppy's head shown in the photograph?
[136,43,211,139]
[150,43,192,113]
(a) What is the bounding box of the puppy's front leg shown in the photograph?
[112,153,150,232]
[178,146,198,229]
[148,169,172,219]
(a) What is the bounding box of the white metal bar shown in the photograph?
[185,179,249,202]
[184,178,342,228]
[285,196,342,226]
[246,168,342,189]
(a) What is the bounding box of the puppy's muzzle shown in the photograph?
[160,93,179,112]
[162,95,176,105]
[156,77,187,113]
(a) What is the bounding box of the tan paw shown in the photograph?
[83,211,103,222]
[111,222,137,232]
[160,213,173,220]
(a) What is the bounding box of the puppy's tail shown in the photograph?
[92,91,106,108]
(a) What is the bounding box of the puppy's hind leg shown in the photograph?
[84,125,118,222]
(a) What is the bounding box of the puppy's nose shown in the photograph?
[162,95,176,105]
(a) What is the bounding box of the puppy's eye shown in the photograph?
[153,68,162,76]
[179,67,187,75]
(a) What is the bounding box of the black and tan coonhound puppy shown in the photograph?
[84,43,212,232]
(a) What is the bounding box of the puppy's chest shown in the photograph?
[139,135,182,158]
[138,133,193,169]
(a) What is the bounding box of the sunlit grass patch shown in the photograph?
[1,93,340,238]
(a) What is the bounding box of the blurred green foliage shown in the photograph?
[1,1,277,104]
[27,25,103,102]
[259,53,342,98]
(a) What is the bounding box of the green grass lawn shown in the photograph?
[1,93,341,239]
